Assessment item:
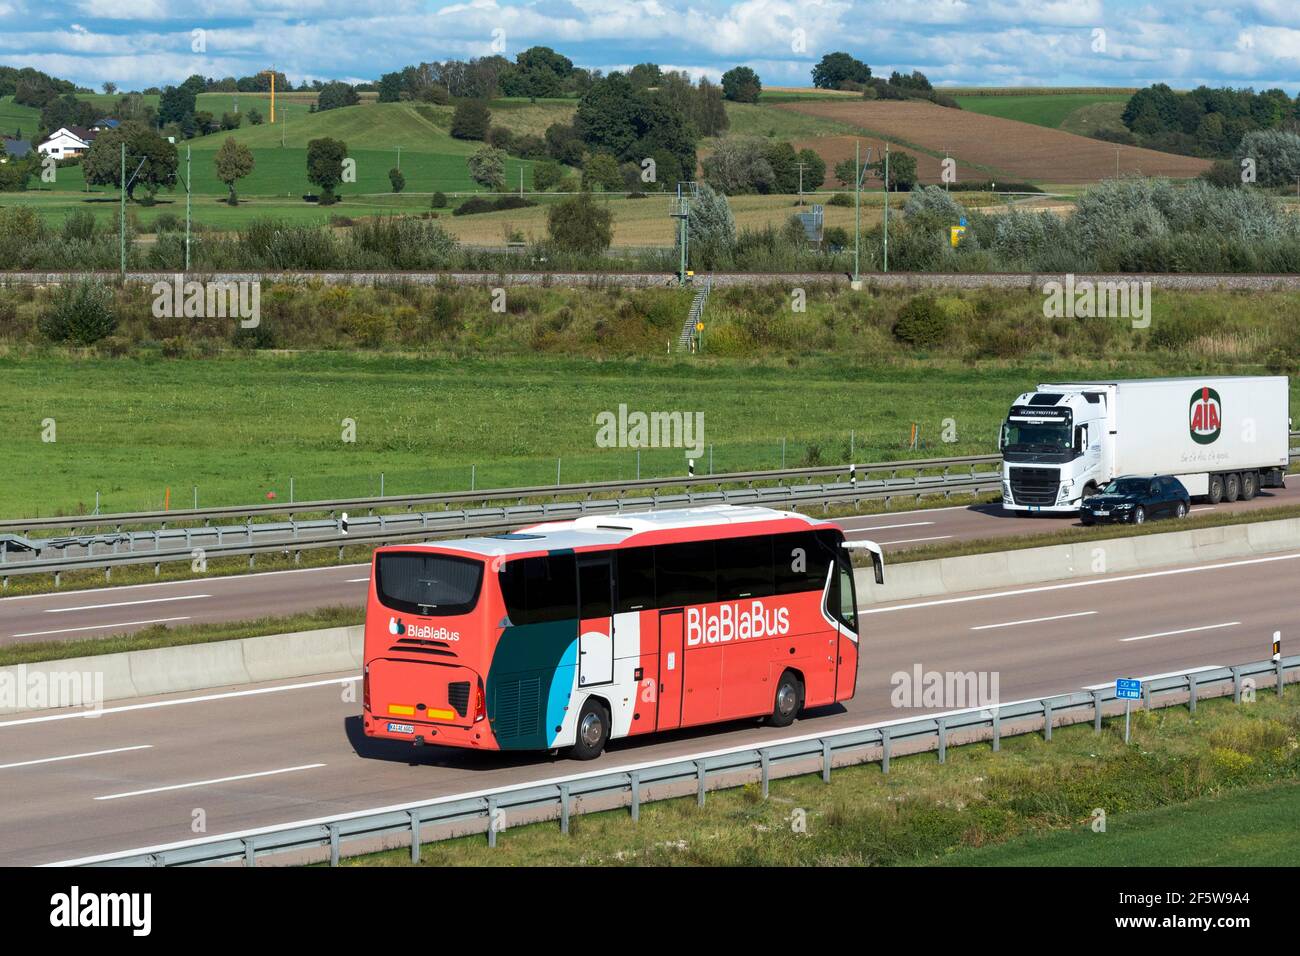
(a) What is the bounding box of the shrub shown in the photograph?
[450,100,491,141]
[891,295,949,349]
[431,191,448,208]
[388,167,405,193]
[546,192,614,255]
[828,192,852,207]
[38,279,117,345]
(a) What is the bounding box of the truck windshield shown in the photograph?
[376,552,483,616]
[1002,422,1071,452]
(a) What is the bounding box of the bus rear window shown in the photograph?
[375,552,483,616]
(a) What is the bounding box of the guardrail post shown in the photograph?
[630,772,640,822]
[880,729,891,774]
[695,761,707,806]
[1278,660,1286,698]
[409,810,421,863]
[1187,674,1197,713]
[821,740,832,782]
[760,751,771,797]
[329,824,340,867]
[1232,666,1242,704]
[937,718,947,763]
[243,839,256,867]
[1142,682,1151,712]
[1091,690,1103,731]
[1042,699,1053,742]
[992,707,1001,752]
[487,798,498,847]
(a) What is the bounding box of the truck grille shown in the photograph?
[492,677,540,740]
[447,681,471,717]
[1009,467,1059,506]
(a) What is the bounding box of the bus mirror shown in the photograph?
[842,539,885,585]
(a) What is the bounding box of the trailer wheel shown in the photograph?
[1224,472,1241,503]
[1240,471,1258,500]
[1207,475,1224,504]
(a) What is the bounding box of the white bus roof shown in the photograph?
[399,505,825,559]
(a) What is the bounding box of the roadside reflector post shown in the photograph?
[1274,632,1283,697]
[880,728,891,773]
[821,740,832,783]
[695,760,707,806]
[559,784,570,834]
[630,772,640,822]
[409,810,420,863]
[1187,674,1197,713]
[328,824,340,867]
[760,750,770,797]
[1091,690,1103,731]
[937,718,947,763]
[1042,699,1053,742]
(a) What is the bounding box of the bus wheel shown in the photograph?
[570,699,609,761]
[767,671,804,728]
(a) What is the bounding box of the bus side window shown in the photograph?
[716,535,774,600]
[656,541,716,608]
[501,553,577,624]
[616,547,656,612]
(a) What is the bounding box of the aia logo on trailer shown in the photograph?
[1189,386,1222,445]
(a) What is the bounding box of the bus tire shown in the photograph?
[570,698,610,761]
[767,671,804,728]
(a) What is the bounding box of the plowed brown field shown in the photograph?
[777,99,1211,184]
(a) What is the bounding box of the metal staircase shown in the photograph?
[678,275,712,351]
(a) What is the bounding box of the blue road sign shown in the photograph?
[1116,678,1142,700]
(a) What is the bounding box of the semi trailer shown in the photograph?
[998,376,1290,515]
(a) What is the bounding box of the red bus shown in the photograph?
[361,505,884,759]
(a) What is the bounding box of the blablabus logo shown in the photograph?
[686,601,789,646]
[1189,386,1222,445]
[389,616,459,641]
[49,886,151,936]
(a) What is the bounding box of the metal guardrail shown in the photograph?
[0,471,1006,582]
[0,453,1003,535]
[57,653,1298,867]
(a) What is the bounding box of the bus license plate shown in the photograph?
[387,722,415,734]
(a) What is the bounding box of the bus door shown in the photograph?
[577,554,615,686]
[656,609,684,731]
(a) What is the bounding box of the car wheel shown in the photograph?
[1175,501,1187,519]
[1207,475,1224,504]
[1081,515,1094,526]
[1133,506,1146,525]
[1224,472,1241,503]
[570,698,610,761]
[1241,471,1258,500]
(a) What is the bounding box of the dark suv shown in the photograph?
[1080,476,1191,526]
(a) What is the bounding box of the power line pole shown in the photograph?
[119,142,125,278]
[853,140,860,285]
[883,143,890,274]
[795,161,808,206]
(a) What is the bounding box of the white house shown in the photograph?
[36,126,96,159]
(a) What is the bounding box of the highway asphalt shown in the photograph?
[2,483,1296,645]
[3,544,1297,865]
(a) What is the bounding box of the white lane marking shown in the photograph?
[12,616,190,638]
[0,676,359,728]
[878,535,952,546]
[844,521,934,532]
[837,503,984,523]
[860,550,1300,616]
[0,744,153,771]
[345,577,370,583]
[971,611,1098,631]
[44,594,211,614]
[1191,508,1214,513]
[1083,665,1223,690]
[94,763,326,801]
[1119,622,1240,644]
[0,563,371,604]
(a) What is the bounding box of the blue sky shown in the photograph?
[1,0,1298,92]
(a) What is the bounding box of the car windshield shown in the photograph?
[1101,478,1152,496]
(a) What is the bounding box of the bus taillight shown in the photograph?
[473,678,486,723]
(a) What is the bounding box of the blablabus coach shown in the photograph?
[362,505,885,759]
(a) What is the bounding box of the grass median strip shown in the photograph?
[341,687,1300,867]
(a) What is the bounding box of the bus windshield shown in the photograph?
[375,551,483,616]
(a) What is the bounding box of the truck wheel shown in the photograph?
[570,698,610,761]
[766,671,804,728]
[1224,472,1241,503]
[1240,471,1258,500]
[1208,475,1224,504]
[1133,506,1146,525]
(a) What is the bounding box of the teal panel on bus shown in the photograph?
[486,620,577,750]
